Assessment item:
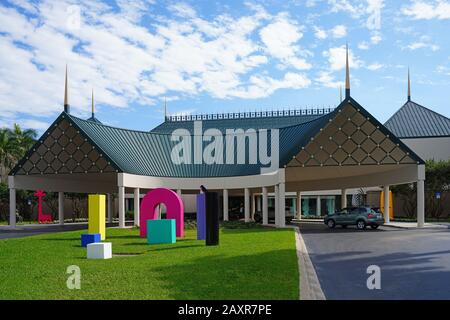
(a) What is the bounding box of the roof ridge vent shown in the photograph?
[165,107,336,122]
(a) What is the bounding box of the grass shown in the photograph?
[0,224,299,300]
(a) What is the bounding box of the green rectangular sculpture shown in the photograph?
[146,219,176,244]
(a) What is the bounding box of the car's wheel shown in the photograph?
[356,220,366,230]
[327,219,336,229]
[370,225,379,230]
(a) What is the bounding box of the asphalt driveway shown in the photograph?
[0,223,89,239]
[297,221,450,300]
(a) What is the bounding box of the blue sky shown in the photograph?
[0,0,449,133]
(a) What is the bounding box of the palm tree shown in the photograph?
[10,124,37,159]
[0,124,37,183]
[0,128,15,183]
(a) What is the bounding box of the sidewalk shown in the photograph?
[384,222,450,230]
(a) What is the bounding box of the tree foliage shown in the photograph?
[0,124,38,220]
[392,160,450,218]
[0,124,37,183]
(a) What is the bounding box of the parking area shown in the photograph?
[297,221,450,300]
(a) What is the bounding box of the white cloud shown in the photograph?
[404,42,440,51]
[169,2,197,18]
[402,1,450,20]
[259,15,311,70]
[0,1,315,120]
[115,0,154,22]
[328,0,364,17]
[370,33,382,44]
[6,0,39,14]
[316,71,344,89]
[313,26,328,40]
[331,25,347,38]
[329,1,384,46]
[232,72,311,98]
[367,63,384,71]
[323,46,362,71]
[313,24,347,40]
[436,65,450,75]
[20,119,51,130]
[358,41,370,50]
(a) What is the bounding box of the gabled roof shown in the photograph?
[11,98,424,178]
[385,100,450,138]
[66,111,336,177]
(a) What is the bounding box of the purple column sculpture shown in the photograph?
[196,193,206,240]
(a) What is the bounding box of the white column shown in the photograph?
[316,195,321,216]
[118,186,125,228]
[297,191,302,220]
[417,180,425,228]
[262,187,268,225]
[274,184,279,226]
[134,188,140,227]
[244,188,250,222]
[58,192,64,225]
[383,185,390,223]
[341,189,347,209]
[278,183,286,228]
[223,189,229,221]
[251,193,256,220]
[256,194,262,212]
[177,189,181,196]
[9,188,16,228]
[107,193,112,223]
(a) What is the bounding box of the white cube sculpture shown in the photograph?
[87,242,112,260]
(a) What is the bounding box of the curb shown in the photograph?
[293,226,326,300]
[384,223,450,230]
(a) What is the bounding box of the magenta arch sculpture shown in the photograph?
[139,188,184,238]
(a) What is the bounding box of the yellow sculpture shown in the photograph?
[88,194,106,240]
[380,191,394,220]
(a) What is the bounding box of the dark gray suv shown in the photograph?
[324,207,384,230]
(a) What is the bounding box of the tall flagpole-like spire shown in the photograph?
[64,64,70,113]
[407,68,411,101]
[91,88,95,117]
[164,97,167,120]
[345,44,350,98]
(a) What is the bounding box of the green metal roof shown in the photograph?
[65,110,336,177]
[385,100,450,138]
[11,98,424,178]
[86,115,103,124]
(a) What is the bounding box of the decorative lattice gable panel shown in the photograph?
[290,104,417,168]
[15,119,117,176]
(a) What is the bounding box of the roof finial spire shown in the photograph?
[64,64,70,113]
[164,97,167,120]
[345,43,350,98]
[407,67,411,101]
[91,88,95,117]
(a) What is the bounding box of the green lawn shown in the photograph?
[0,225,299,299]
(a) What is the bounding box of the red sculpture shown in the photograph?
[34,190,53,223]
